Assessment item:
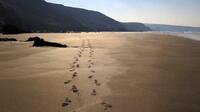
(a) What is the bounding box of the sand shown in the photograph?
[0,32,200,112]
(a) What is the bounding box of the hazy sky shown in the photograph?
[46,0,200,27]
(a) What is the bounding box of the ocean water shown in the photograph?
[158,32,200,41]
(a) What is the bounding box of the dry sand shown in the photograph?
[0,32,200,112]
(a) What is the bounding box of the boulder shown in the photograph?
[26,37,40,41]
[0,38,17,41]
[33,38,67,48]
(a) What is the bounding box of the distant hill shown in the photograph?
[146,24,200,32]
[123,22,151,31]
[0,0,126,33]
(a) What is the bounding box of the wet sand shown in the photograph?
[0,32,200,112]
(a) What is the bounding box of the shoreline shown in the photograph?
[1,31,200,42]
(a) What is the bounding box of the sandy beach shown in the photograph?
[0,32,200,112]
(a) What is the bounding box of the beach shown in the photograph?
[0,32,200,112]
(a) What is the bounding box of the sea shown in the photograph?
[158,31,200,41]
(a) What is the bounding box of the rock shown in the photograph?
[32,38,67,48]
[26,37,40,41]
[0,38,17,41]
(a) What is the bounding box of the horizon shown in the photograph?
[45,0,200,27]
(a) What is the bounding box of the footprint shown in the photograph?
[65,97,72,103]
[62,97,72,107]
[75,58,79,62]
[76,64,80,68]
[64,80,71,84]
[105,104,112,108]
[101,102,113,110]
[88,75,93,79]
[72,75,77,79]
[62,102,69,107]
[91,70,96,73]
[78,53,82,56]
[71,85,79,93]
[94,79,101,86]
[101,102,107,105]
[72,72,77,78]
[73,72,77,75]
[69,69,75,72]
[88,65,92,68]
[91,89,97,96]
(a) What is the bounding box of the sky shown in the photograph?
[45,0,200,27]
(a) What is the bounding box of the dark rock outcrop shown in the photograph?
[26,37,40,41]
[0,38,17,41]
[33,38,67,48]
